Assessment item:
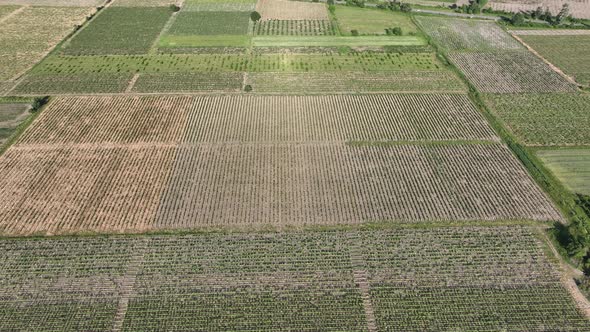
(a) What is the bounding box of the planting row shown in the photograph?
[0,226,587,330]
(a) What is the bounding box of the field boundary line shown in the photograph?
[0,5,27,24]
[112,238,148,332]
[148,3,182,54]
[510,33,581,88]
[347,232,377,332]
[125,73,140,93]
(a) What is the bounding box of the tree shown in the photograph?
[351,29,359,36]
[555,3,570,24]
[169,4,181,12]
[250,11,261,22]
[532,6,543,19]
[511,12,525,25]
[400,2,412,12]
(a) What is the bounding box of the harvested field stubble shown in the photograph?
[0,226,587,330]
[12,73,134,95]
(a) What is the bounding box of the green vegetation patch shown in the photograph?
[252,35,427,47]
[33,53,444,74]
[483,93,590,146]
[335,6,418,36]
[62,7,173,55]
[12,73,133,95]
[159,35,251,47]
[0,5,19,19]
[167,11,250,35]
[253,19,335,36]
[519,35,590,87]
[0,102,30,145]
[132,72,244,93]
[538,149,590,195]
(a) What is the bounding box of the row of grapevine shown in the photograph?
[0,226,586,330]
[253,20,335,36]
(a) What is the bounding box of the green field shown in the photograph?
[252,35,427,47]
[483,93,590,146]
[62,7,173,55]
[519,35,590,87]
[0,226,587,330]
[0,101,31,146]
[538,149,590,195]
[159,34,251,47]
[335,6,419,36]
[167,11,250,35]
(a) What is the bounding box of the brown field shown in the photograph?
[111,0,182,6]
[0,0,104,6]
[256,0,329,21]
[0,145,176,235]
[510,29,590,35]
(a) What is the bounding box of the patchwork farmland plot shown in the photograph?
[0,226,587,330]
[245,71,466,93]
[538,149,590,195]
[18,95,495,144]
[517,34,590,86]
[483,93,590,146]
[111,0,181,6]
[253,20,335,36]
[0,6,93,80]
[449,51,578,93]
[415,16,523,51]
[132,72,244,93]
[11,73,134,95]
[183,0,256,12]
[335,6,419,36]
[62,7,173,55]
[489,0,590,19]
[0,0,104,5]
[252,36,427,47]
[256,0,329,20]
[167,11,251,35]
[0,5,18,19]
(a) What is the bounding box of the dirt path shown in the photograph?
[125,74,139,93]
[348,233,378,332]
[0,5,27,24]
[511,33,581,88]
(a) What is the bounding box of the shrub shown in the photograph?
[244,84,253,92]
[351,29,359,36]
[30,96,50,113]
[169,4,180,12]
[250,11,261,22]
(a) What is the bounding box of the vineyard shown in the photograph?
[489,0,590,19]
[483,93,590,145]
[183,0,256,11]
[256,0,329,20]
[448,51,578,93]
[517,34,590,86]
[62,7,173,55]
[167,11,250,35]
[131,72,244,93]
[12,73,134,95]
[0,226,587,330]
[18,95,495,145]
[538,149,590,195]
[244,71,466,93]
[415,16,523,51]
[0,0,104,5]
[335,6,419,36]
[253,20,336,36]
[0,6,93,80]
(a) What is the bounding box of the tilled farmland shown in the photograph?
[0,226,587,330]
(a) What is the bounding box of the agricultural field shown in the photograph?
[0,6,93,80]
[489,0,590,19]
[415,16,523,51]
[12,73,134,95]
[256,0,329,20]
[0,5,18,18]
[0,100,31,147]
[0,0,104,5]
[0,95,565,235]
[253,19,336,36]
[448,51,578,93]
[517,33,590,86]
[62,7,173,55]
[0,226,587,330]
[251,35,427,47]
[167,11,251,35]
[483,93,590,145]
[244,71,466,93]
[131,72,244,93]
[111,0,180,6]
[335,6,419,36]
[538,149,590,195]
[183,0,256,11]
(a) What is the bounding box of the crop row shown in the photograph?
[256,0,329,21]
[415,16,523,51]
[12,73,134,95]
[33,52,443,74]
[18,94,496,144]
[167,11,250,36]
[0,6,93,80]
[253,20,335,36]
[0,226,587,330]
[449,51,578,93]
